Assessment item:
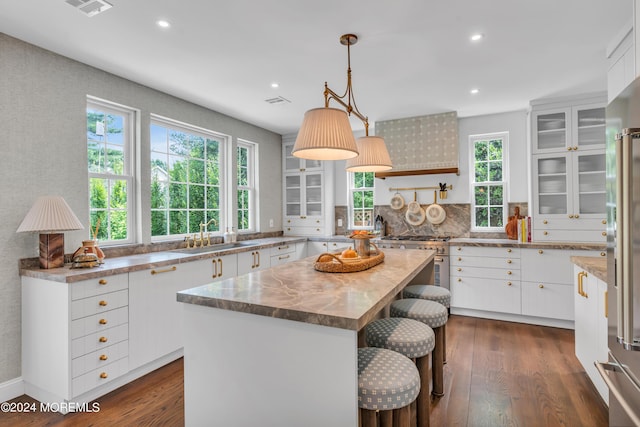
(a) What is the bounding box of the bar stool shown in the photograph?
[390,299,448,397]
[365,318,435,427]
[358,347,421,427]
[403,285,451,363]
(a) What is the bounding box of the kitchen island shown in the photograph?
[177,248,435,427]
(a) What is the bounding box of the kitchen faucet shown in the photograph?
[198,218,217,247]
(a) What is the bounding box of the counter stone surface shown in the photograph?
[177,248,434,331]
[451,237,605,251]
[571,256,607,282]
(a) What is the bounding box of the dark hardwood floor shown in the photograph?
[1,315,607,427]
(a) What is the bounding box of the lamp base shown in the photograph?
[39,233,65,269]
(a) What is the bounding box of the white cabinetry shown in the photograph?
[269,242,306,266]
[531,96,607,242]
[450,246,521,315]
[573,265,608,403]
[22,273,130,408]
[237,249,269,275]
[282,139,334,236]
[607,20,635,103]
[306,239,351,257]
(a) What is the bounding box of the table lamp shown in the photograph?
[17,196,84,269]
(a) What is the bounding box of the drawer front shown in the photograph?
[451,265,520,280]
[71,306,128,340]
[269,243,296,257]
[72,340,129,378]
[283,226,326,236]
[71,273,128,301]
[451,276,521,314]
[451,256,520,270]
[270,253,293,266]
[535,218,606,230]
[72,323,128,359]
[521,249,573,284]
[284,217,324,228]
[72,356,129,398]
[451,246,519,258]
[71,289,128,320]
[521,281,574,321]
[532,229,606,243]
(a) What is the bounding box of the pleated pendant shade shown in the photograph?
[292,107,359,160]
[17,196,84,232]
[345,136,393,172]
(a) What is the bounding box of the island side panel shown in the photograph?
[182,303,358,427]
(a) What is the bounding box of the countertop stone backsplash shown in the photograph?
[335,202,528,239]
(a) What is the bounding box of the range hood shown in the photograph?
[374,112,459,178]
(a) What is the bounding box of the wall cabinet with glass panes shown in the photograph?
[282,140,335,236]
[530,94,606,242]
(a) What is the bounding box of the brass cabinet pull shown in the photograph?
[507,259,512,264]
[278,255,290,260]
[287,219,291,223]
[457,267,462,272]
[212,258,217,278]
[99,354,108,361]
[151,266,177,275]
[543,231,548,235]
[507,249,512,253]
[569,214,574,219]
[457,257,462,261]
[218,259,223,277]
[507,282,512,286]
[577,271,589,298]
[600,252,606,257]
[316,220,320,224]
[507,271,512,275]
[99,319,107,325]
[99,336,108,343]
[256,251,260,268]
[602,219,607,225]
[538,250,544,254]
[287,227,291,231]
[573,146,578,150]
[605,290,608,318]
[457,278,462,282]
[567,147,573,151]
[99,279,107,285]
[543,220,548,224]
[539,284,544,289]
[99,300,108,307]
[602,232,607,236]
[251,252,256,268]
[278,245,290,250]
[457,247,462,251]
[575,214,580,219]
[100,372,108,379]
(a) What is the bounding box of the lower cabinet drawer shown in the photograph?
[71,306,128,340]
[532,229,606,243]
[284,226,326,236]
[521,281,574,321]
[451,276,521,314]
[269,243,296,257]
[72,356,129,398]
[71,289,128,320]
[270,253,293,266]
[72,323,128,359]
[452,266,520,280]
[72,340,129,378]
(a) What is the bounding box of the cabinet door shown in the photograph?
[533,153,571,217]
[303,172,324,218]
[532,108,571,153]
[574,267,595,371]
[237,250,268,275]
[572,105,605,152]
[451,276,520,314]
[307,241,328,256]
[210,253,238,281]
[521,249,573,284]
[284,174,302,217]
[283,142,322,172]
[572,150,606,217]
[521,281,574,320]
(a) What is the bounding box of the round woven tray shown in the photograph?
[314,250,385,273]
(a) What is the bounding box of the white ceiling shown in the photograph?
[0,0,632,135]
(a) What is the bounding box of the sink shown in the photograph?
[171,241,256,254]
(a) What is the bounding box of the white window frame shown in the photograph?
[236,139,257,233]
[349,171,375,230]
[469,131,508,232]
[149,114,228,241]
[86,96,137,245]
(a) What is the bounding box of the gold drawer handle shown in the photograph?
[543,220,548,224]
[602,232,606,236]
[539,284,544,289]
[507,249,512,253]
[507,282,512,286]
[457,278,462,282]
[569,214,574,218]
[99,319,107,325]
[538,250,543,254]
[457,247,462,251]
[279,255,290,260]
[507,271,512,275]
[99,336,108,343]
[575,214,580,219]
[151,266,177,275]
[567,147,573,151]
[99,354,108,361]
[99,279,107,285]
[543,231,548,235]
[278,245,290,250]
[602,219,607,225]
[601,252,606,257]
[507,259,512,264]
[100,372,108,379]
[457,267,462,272]
[99,300,108,307]
[457,257,462,261]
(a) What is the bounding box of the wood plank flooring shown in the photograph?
[1,315,608,427]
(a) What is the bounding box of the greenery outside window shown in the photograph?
[471,132,508,231]
[350,172,374,229]
[237,140,257,232]
[150,117,225,238]
[86,98,135,244]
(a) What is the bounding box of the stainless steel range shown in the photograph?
[376,236,450,290]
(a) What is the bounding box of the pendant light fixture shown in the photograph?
[293,34,392,171]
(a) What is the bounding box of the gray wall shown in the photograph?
[0,33,282,383]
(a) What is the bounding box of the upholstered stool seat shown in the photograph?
[358,347,421,427]
[403,285,451,308]
[391,299,448,397]
[365,318,435,427]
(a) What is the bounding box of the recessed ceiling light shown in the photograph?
[271,82,279,89]
[157,20,170,28]
[470,33,484,42]
[470,88,479,94]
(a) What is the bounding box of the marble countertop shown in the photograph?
[450,237,605,251]
[571,256,607,282]
[177,248,435,331]
[20,237,307,283]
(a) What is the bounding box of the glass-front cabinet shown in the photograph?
[284,172,323,218]
[283,143,322,172]
[532,104,605,154]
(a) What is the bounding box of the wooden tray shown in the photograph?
[314,250,385,273]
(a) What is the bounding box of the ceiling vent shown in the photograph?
[65,0,113,17]
[264,96,291,105]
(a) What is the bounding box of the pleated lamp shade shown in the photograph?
[345,136,393,172]
[292,107,359,160]
[17,196,84,233]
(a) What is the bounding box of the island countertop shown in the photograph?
[177,248,435,331]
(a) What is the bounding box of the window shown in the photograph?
[470,132,508,230]
[150,117,225,238]
[237,140,257,231]
[350,172,375,229]
[86,98,135,244]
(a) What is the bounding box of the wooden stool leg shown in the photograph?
[432,326,444,397]
[393,405,411,427]
[380,409,393,427]
[361,408,377,427]
[443,323,447,364]
[416,354,431,427]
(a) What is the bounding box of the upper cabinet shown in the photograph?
[530,95,607,243]
[283,142,323,173]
